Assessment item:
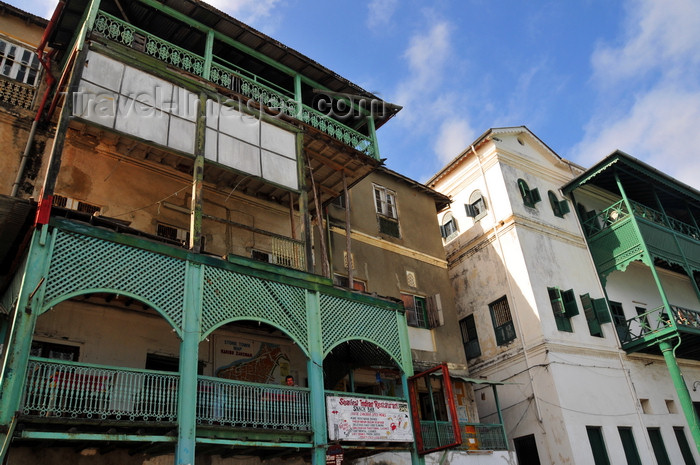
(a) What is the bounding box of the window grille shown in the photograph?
[489,296,516,345]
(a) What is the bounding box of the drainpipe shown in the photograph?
[11,2,64,197]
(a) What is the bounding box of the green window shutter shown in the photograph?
[530,188,541,204]
[593,298,612,324]
[548,287,564,316]
[562,289,579,316]
[559,199,570,215]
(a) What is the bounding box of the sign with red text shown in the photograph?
[326,396,413,442]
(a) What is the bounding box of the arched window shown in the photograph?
[517,179,541,208]
[465,190,487,221]
[548,191,570,218]
[440,212,458,240]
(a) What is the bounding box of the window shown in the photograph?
[489,296,516,345]
[459,315,481,359]
[333,274,366,292]
[674,427,696,465]
[30,340,79,361]
[518,179,541,208]
[548,287,579,332]
[586,426,611,465]
[374,185,400,237]
[548,190,570,217]
[402,293,443,329]
[373,185,397,218]
[609,301,630,342]
[53,194,102,216]
[647,428,671,465]
[581,294,612,337]
[440,212,458,240]
[331,194,346,209]
[618,427,642,465]
[157,222,190,246]
[402,293,428,329]
[465,190,487,221]
[0,39,40,86]
[251,249,291,267]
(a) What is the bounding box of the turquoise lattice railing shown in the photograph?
[197,376,310,430]
[22,358,179,421]
[92,11,377,157]
[458,422,508,450]
[420,420,456,450]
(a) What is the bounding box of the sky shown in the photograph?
[20,0,700,187]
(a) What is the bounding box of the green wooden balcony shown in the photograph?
[616,305,700,357]
[91,10,378,159]
[21,358,311,432]
[419,420,507,452]
[583,199,700,275]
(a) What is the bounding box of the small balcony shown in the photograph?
[582,199,700,276]
[22,358,311,435]
[419,420,508,452]
[616,305,700,358]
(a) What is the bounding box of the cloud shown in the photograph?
[205,0,281,28]
[366,0,399,30]
[393,19,452,124]
[591,0,700,86]
[573,86,700,186]
[573,0,700,187]
[434,119,477,163]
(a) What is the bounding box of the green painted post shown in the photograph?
[366,116,380,160]
[203,31,214,81]
[305,289,327,465]
[294,74,302,119]
[0,227,52,426]
[491,384,508,449]
[175,261,203,465]
[659,340,700,452]
[189,93,206,253]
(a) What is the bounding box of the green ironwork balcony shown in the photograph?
[617,305,700,353]
[91,11,377,158]
[583,199,700,275]
[418,420,508,451]
[196,376,311,430]
[22,358,179,421]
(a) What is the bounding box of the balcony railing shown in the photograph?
[618,304,700,347]
[419,420,507,451]
[22,358,179,421]
[92,11,376,157]
[196,376,310,430]
[21,359,313,430]
[583,199,700,242]
[0,75,36,110]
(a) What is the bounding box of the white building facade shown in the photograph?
[428,127,700,465]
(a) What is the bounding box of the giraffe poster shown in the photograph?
[214,336,291,384]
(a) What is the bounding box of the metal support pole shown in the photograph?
[492,384,508,448]
[0,227,52,427]
[305,289,327,465]
[659,339,700,453]
[175,261,203,465]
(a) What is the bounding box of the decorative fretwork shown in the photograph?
[300,104,374,156]
[22,358,179,421]
[94,11,205,77]
[0,75,36,109]
[43,230,187,332]
[201,265,308,346]
[271,236,305,271]
[320,294,403,369]
[196,376,310,430]
[92,11,377,158]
